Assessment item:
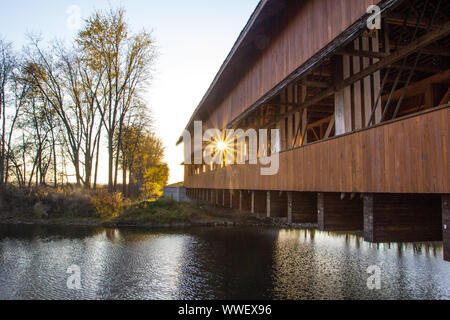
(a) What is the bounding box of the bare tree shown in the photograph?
[0,38,16,188]
[77,8,156,192]
[24,37,84,186]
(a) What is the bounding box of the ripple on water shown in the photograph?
[0,225,449,300]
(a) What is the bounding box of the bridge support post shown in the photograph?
[291,192,317,223]
[240,191,251,213]
[230,190,233,209]
[253,191,266,217]
[443,195,450,262]
[232,190,239,209]
[363,194,442,243]
[251,191,255,214]
[267,191,271,218]
[287,192,293,224]
[318,193,363,231]
[270,191,288,220]
[239,191,243,211]
[224,190,230,208]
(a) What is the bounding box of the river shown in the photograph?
[0,224,448,300]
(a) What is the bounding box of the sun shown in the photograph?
[217,141,228,152]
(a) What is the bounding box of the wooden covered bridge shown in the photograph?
[178,0,450,261]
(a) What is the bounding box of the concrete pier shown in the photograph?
[318,193,363,231]
[443,195,450,262]
[241,191,252,213]
[224,190,231,208]
[254,191,267,217]
[363,194,442,243]
[268,191,288,219]
[292,192,317,223]
[232,190,240,209]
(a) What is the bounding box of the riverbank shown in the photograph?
[0,194,312,229]
[0,185,320,229]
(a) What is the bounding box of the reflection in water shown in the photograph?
[0,225,448,300]
[272,230,448,299]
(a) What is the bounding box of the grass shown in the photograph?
[0,185,223,227]
[110,198,215,224]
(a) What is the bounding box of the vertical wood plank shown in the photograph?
[353,38,363,129]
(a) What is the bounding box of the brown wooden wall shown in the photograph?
[186,107,450,194]
[204,0,379,130]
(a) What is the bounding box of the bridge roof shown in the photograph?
[177,0,288,144]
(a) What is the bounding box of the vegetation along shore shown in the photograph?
[0,185,299,229]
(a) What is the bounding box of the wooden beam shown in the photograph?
[353,38,363,130]
[310,70,331,77]
[308,116,333,129]
[391,44,450,57]
[386,13,442,30]
[301,83,308,145]
[263,21,450,129]
[337,49,387,59]
[382,69,450,102]
[397,105,428,116]
[324,116,335,139]
[440,87,450,105]
[269,103,333,113]
[391,63,442,74]
[372,33,382,125]
[311,127,320,140]
[362,36,373,126]
[305,80,331,88]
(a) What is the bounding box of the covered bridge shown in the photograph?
[178,0,450,261]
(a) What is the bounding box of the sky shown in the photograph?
[0,0,260,184]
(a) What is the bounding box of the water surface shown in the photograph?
[0,224,448,300]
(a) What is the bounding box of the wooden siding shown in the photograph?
[204,0,379,130]
[186,107,450,194]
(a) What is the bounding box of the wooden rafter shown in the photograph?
[263,20,450,129]
[324,116,335,139]
[440,87,450,105]
[382,69,450,102]
[386,13,443,30]
[308,116,333,129]
[337,49,387,59]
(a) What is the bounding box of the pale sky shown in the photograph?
[0,0,260,184]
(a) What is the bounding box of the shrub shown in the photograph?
[33,202,49,219]
[92,191,129,220]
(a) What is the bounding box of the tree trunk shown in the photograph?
[93,129,101,190]
[113,121,123,192]
[51,128,57,188]
[74,150,81,187]
[122,160,127,197]
[128,165,132,197]
[108,132,114,193]
[0,93,5,188]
